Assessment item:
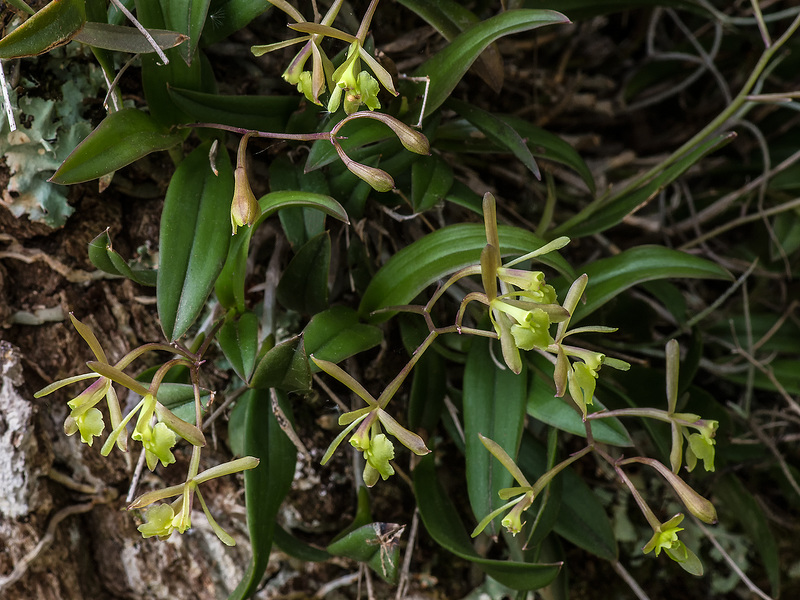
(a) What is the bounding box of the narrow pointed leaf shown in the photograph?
[0,0,86,59]
[158,141,233,341]
[303,306,382,368]
[87,229,156,286]
[446,98,539,178]
[249,335,310,392]
[560,246,732,325]
[50,108,182,184]
[163,0,212,64]
[168,87,300,132]
[218,311,259,383]
[276,232,331,315]
[73,22,187,52]
[410,9,569,118]
[327,523,402,584]
[553,133,735,238]
[464,336,528,532]
[411,154,454,212]
[228,389,297,600]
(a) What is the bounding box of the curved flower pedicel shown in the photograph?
[311,353,430,487]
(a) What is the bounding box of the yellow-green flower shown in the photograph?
[131,456,260,545]
[312,355,430,487]
[131,394,178,471]
[642,513,703,575]
[35,314,126,450]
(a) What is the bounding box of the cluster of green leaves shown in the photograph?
[5,0,800,598]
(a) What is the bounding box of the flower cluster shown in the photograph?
[251,0,397,114]
[35,314,258,545]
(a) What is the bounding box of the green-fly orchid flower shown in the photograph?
[312,354,430,487]
[642,513,704,575]
[34,314,125,449]
[131,456,259,545]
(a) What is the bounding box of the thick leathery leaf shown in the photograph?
[50,108,182,184]
[327,523,403,584]
[218,311,259,383]
[464,335,527,533]
[228,389,297,600]
[276,232,331,315]
[158,140,233,341]
[87,229,156,286]
[73,22,187,53]
[563,245,732,325]
[303,306,382,369]
[0,0,86,59]
[409,9,569,119]
[249,335,310,392]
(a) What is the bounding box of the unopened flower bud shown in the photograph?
[346,161,395,192]
[230,166,261,234]
[640,457,718,524]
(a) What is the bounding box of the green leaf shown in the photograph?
[218,311,259,383]
[500,116,595,194]
[414,455,562,590]
[228,389,297,600]
[715,474,780,596]
[411,153,454,213]
[87,229,157,286]
[163,0,212,65]
[327,523,403,584]
[565,245,732,324]
[522,0,701,20]
[273,526,330,562]
[517,433,618,561]
[50,108,182,184]
[408,346,447,432]
[259,190,349,224]
[73,22,187,52]
[158,140,233,341]
[303,306,383,368]
[168,87,300,132]
[446,98,539,179]
[215,226,252,313]
[396,0,504,90]
[6,0,35,16]
[435,118,595,194]
[527,369,632,447]
[277,232,331,315]
[464,335,528,532]
[409,9,569,119]
[249,335,310,392]
[359,224,575,322]
[155,383,211,424]
[552,133,735,238]
[144,49,215,128]
[0,0,86,59]
[200,0,271,45]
